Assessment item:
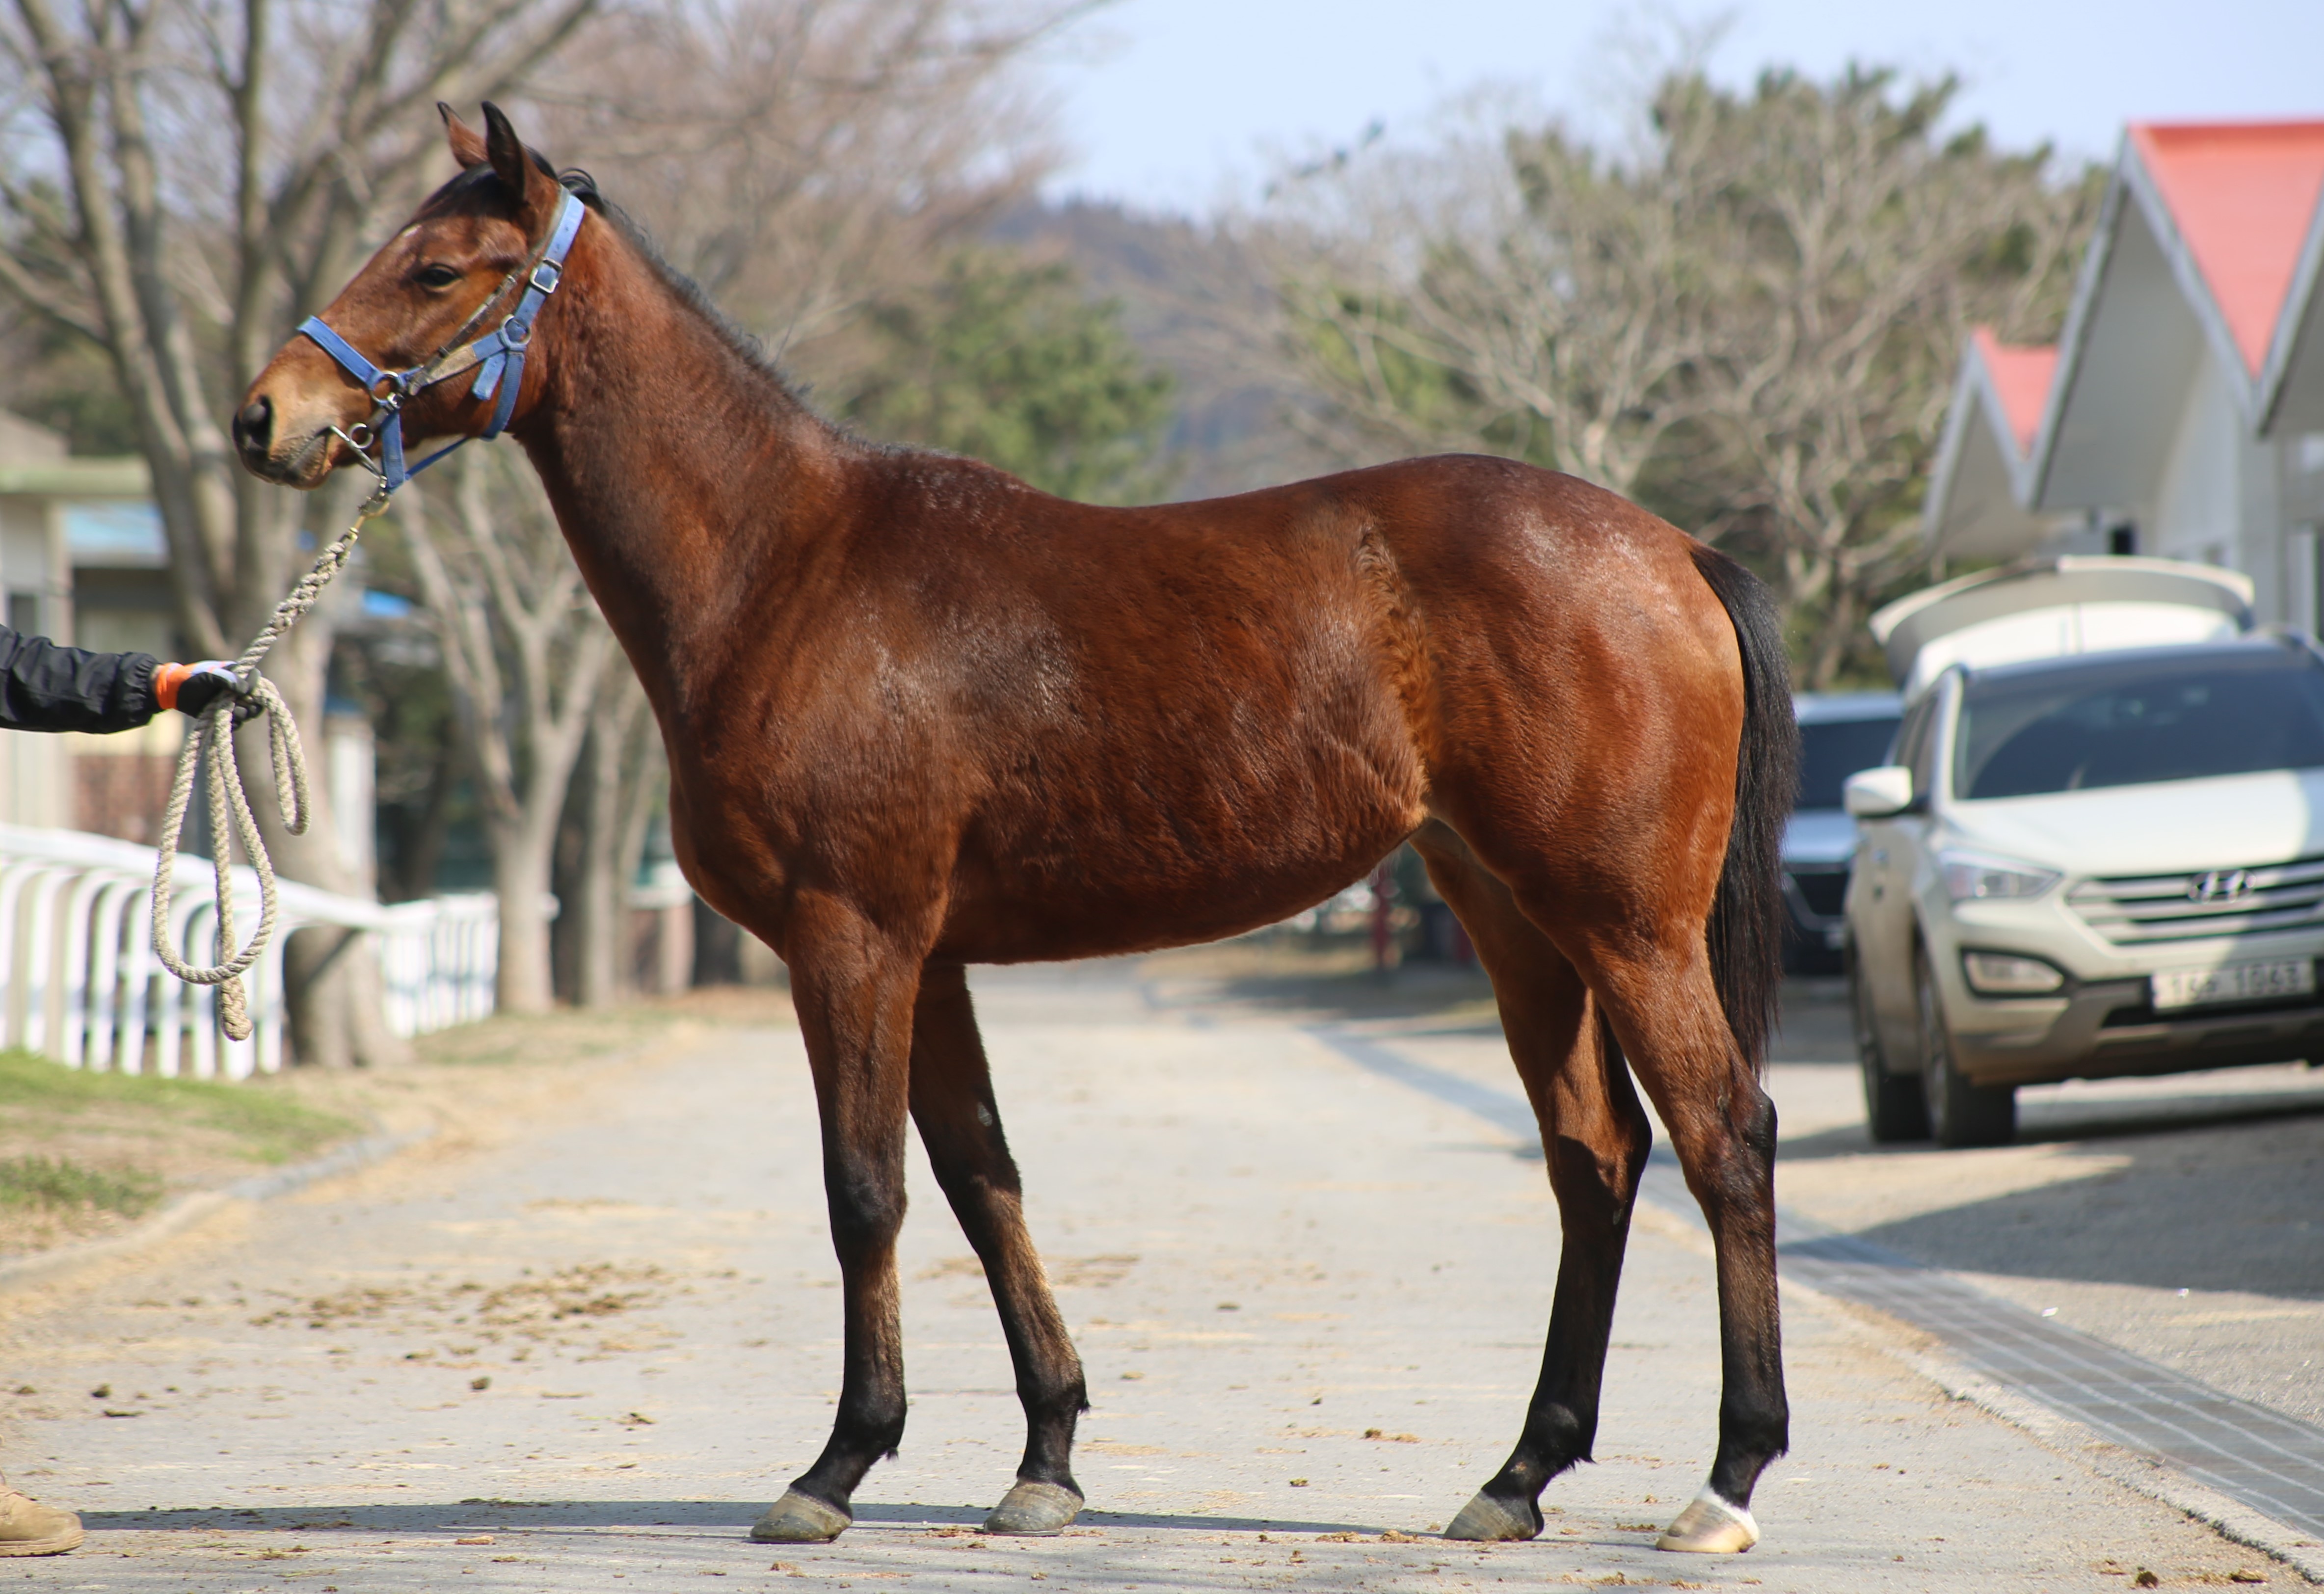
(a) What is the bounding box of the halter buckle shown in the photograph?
[328,425,387,479]
[528,259,563,294]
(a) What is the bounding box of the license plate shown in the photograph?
[2151,958,2316,1010]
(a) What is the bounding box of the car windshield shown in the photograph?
[1955,648,2324,799]
[1797,717,1901,809]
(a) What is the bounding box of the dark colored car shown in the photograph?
[1783,692,1904,974]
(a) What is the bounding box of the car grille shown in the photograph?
[2068,853,2324,944]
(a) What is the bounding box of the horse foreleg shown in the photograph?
[907,961,1088,1535]
[1413,828,1651,1544]
[752,902,922,1545]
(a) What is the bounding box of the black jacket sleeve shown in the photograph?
[0,624,162,734]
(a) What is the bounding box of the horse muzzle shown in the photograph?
[232,392,349,489]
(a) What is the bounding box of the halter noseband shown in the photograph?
[297,189,587,494]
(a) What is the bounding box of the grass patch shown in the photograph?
[0,1155,162,1217]
[0,1048,357,1166]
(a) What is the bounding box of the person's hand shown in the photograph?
[162,662,263,725]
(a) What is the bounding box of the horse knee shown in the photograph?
[825,1168,907,1255]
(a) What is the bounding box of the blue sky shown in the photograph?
[1037,0,2321,212]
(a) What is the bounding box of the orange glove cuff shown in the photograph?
[154,662,191,712]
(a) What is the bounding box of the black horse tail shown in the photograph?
[1688,540,1798,1076]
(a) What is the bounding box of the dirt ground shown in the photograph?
[0,987,798,1260]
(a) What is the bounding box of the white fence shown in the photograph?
[0,824,498,1081]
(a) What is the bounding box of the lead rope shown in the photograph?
[149,490,389,1040]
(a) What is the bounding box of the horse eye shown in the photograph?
[416,264,462,289]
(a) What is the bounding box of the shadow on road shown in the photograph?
[82,1500,1387,1537]
[1808,1106,2324,1300]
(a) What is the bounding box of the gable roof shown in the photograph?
[1928,117,2324,555]
[1975,330,2057,458]
[1923,330,2069,558]
[2039,119,2324,498]
[2129,121,2324,381]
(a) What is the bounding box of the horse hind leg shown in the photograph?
[1586,938,1785,1555]
[1408,824,1653,1545]
[906,961,1088,1535]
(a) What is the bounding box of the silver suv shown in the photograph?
[1843,562,2324,1145]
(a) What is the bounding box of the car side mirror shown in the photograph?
[1843,766,1916,818]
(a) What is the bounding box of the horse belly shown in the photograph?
[941,669,1426,963]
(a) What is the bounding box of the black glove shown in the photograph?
[172,662,265,725]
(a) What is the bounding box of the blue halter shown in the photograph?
[297,190,587,494]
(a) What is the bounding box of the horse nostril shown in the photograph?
[234,397,272,455]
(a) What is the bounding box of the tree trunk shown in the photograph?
[571,718,623,1006]
[573,679,661,1007]
[492,820,559,1014]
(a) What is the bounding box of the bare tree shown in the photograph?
[400,449,614,1012]
[1270,103,1730,498]
[544,0,1084,384]
[1260,65,2093,686]
[0,0,596,1059]
[1672,68,2094,684]
[567,668,661,1007]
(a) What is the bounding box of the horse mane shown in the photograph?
[558,169,945,468]
[554,169,814,413]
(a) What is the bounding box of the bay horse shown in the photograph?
[234,104,1795,1557]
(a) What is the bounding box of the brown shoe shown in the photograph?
[0,1487,83,1556]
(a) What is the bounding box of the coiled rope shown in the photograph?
[150,492,388,1040]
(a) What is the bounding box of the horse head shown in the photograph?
[235,103,577,490]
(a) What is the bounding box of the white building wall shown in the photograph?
[2245,427,2286,623]
[2142,349,2302,623]
[2149,352,2243,568]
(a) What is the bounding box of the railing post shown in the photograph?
[85,876,140,1072]
[0,860,56,1048]
[57,871,116,1067]
[117,886,153,1075]
[20,868,70,1056]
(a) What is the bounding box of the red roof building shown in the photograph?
[1926,119,2324,626]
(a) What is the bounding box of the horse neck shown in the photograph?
[514,220,855,712]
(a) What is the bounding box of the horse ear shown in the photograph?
[481,101,536,203]
[441,103,487,169]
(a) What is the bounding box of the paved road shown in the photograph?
[0,960,2295,1590]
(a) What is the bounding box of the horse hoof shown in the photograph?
[1654,1488,1758,1553]
[981,1479,1083,1536]
[750,1489,851,1543]
[1442,1489,1540,1542]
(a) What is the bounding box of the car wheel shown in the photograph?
[1852,937,1928,1142]
[1916,949,2015,1147]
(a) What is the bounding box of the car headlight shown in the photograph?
[1962,950,2067,995]
[1936,848,2061,903]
